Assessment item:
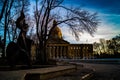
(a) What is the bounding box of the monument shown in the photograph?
[6,11,32,67]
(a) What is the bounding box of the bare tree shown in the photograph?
[110,34,120,54]
[0,0,30,58]
[0,0,7,22]
[93,42,102,54]
[1,0,14,58]
[9,0,30,41]
[33,0,99,64]
[99,38,106,53]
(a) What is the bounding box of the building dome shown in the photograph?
[50,26,62,39]
[47,20,69,44]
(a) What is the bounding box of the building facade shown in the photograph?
[46,43,93,60]
[31,23,93,61]
[46,25,93,60]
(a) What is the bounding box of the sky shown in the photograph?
[61,0,120,44]
[0,0,120,44]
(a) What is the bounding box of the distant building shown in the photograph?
[46,25,93,60]
[31,22,93,61]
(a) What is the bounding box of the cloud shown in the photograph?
[95,24,119,38]
[60,21,120,44]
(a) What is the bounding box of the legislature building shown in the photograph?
[46,24,93,60]
[30,22,93,62]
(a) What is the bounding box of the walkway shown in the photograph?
[79,63,120,80]
[0,65,76,80]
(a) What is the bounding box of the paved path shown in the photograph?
[79,63,120,80]
[1,63,119,80]
[0,65,75,80]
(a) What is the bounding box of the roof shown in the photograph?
[47,38,69,44]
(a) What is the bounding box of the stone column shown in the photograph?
[82,46,85,59]
[76,46,78,59]
[52,46,55,59]
[74,47,77,59]
[56,46,59,59]
[60,46,63,58]
[48,46,51,59]
[78,47,81,59]
[64,46,68,58]
[62,46,64,58]
[63,46,67,59]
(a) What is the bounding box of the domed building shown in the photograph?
[47,20,69,44]
[46,20,70,61]
[46,20,93,61]
[50,26,62,39]
[29,20,93,65]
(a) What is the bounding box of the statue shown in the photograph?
[6,11,32,67]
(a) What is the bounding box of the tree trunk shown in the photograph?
[0,0,7,22]
[2,10,8,58]
[36,42,47,65]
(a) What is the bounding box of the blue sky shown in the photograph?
[61,0,120,43]
[0,0,120,44]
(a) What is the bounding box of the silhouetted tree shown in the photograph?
[8,0,30,41]
[99,38,106,53]
[1,0,14,58]
[111,34,120,54]
[0,0,7,22]
[6,0,32,66]
[33,0,99,64]
[0,0,30,58]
